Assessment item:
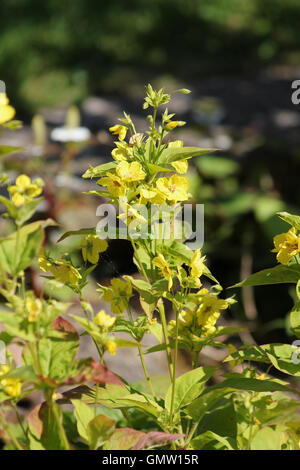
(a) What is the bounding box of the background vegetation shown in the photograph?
[1,0,300,353]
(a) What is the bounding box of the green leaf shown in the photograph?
[148,322,163,342]
[254,392,300,426]
[0,145,24,157]
[191,430,234,450]
[0,195,17,219]
[113,337,140,348]
[232,263,300,288]
[202,376,295,395]
[57,228,95,243]
[223,343,271,365]
[158,146,216,164]
[93,384,163,417]
[82,162,117,178]
[0,311,36,341]
[16,197,44,225]
[194,397,237,447]
[0,219,55,276]
[71,399,94,443]
[264,343,300,377]
[146,162,173,175]
[86,414,115,449]
[290,302,300,338]
[186,388,232,422]
[1,121,23,130]
[277,211,300,230]
[123,276,157,305]
[165,366,217,413]
[250,427,283,450]
[2,365,36,382]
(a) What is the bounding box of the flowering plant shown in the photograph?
[0,86,300,451]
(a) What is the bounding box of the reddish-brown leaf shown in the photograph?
[132,431,185,450]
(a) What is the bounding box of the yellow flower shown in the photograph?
[190,249,206,279]
[111,141,133,161]
[94,309,116,329]
[8,174,42,207]
[52,262,82,287]
[81,234,108,264]
[152,253,173,290]
[272,227,300,265]
[178,309,194,327]
[0,365,9,375]
[116,161,146,182]
[0,366,22,398]
[177,266,201,289]
[139,187,166,205]
[102,278,132,314]
[38,254,54,273]
[98,172,126,197]
[196,293,229,336]
[118,200,147,226]
[109,124,127,141]
[26,298,42,322]
[167,141,188,174]
[171,160,188,174]
[106,340,117,356]
[168,140,184,148]
[39,255,82,287]
[165,121,185,130]
[0,93,16,124]
[156,175,189,202]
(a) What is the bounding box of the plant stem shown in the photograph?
[169,308,179,427]
[127,304,155,398]
[130,238,149,283]
[79,294,102,361]
[157,301,173,380]
[184,418,200,449]
[137,342,156,398]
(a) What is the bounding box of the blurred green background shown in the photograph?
[1,0,300,111]
[1,0,300,345]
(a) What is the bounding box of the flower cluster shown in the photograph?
[8,174,43,207]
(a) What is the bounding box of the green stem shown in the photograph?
[137,342,156,398]
[127,304,155,399]
[157,301,173,380]
[184,418,200,449]
[169,308,179,428]
[79,293,102,361]
[94,383,99,417]
[130,238,150,283]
